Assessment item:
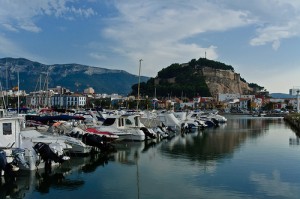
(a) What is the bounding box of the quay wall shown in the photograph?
[284,114,300,133]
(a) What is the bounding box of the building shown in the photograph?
[289,87,300,96]
[218,93,240,102]
[84,87,95,94]
[49,86,70,94]
[51,94,86,108]
[26,90,53,108]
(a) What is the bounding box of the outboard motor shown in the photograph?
[140,127,156,139]
[33,142,67,164]
[0,150,14,176]
[82,134,116,152]
[12,148,29,169]
[82,134,103,149]
[211,118,219,127]
[181,122,192,133]
[33,142,69,173]
[155,126,169,139]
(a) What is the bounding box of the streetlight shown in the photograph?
[297,90,299,113]
[137,59,143,110]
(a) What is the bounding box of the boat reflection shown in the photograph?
[0,152,112,198]
[159,118,282,162]
[113,141,149,165]
[112,138,167,165]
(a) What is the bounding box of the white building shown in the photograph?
[240,95,255,100]
[253,98,263,110]
[51,94,86,108]
[26,90,54,108]
[289,87,300,96]
[218,93,240,102]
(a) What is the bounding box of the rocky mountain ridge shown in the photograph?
[0,58,149,95]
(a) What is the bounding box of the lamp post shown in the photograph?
[137,59,143,110]
[297,90,300,113]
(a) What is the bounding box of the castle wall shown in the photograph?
[202,67,252,97]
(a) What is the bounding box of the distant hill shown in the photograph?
[270,93,295,99]
[131,58,259,98]
[0,58,149,95]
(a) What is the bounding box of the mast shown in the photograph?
[39,74,42,108]
[137,59,142,110]
[5,62,8,107]
[0,81,6,109]
[45,71,49,107]
[17,71,20,114]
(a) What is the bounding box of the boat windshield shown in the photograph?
[102,118,116,126]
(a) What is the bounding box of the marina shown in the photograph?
[1,114,300,199]
[1,2,300,198]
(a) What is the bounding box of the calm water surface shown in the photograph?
[2,115,300,199]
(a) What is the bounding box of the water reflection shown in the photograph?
[0,153,111,199]
[112,140,156,165]
[160,117,284,162]
[0,116,296,199]
[0,175,29,199]
[35,171,84,193]
[250,170,300,199]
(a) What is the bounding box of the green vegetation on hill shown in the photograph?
[130,58,235,98]
[248,83,264,90]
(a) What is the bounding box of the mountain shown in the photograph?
[270,93,295,99]
[130,58,259,98]
[0,58,149,95]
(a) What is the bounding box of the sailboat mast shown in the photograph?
[17,71,19,114]
[5,63,8,107]
[0,81,6,109]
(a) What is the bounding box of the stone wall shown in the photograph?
[202,67,252,97]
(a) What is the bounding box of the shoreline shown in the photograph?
[284,113,300,133]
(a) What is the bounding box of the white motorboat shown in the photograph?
[97,114,145,141]
[124,114,157,139]
[0,109,71,173]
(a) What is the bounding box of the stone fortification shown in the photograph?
[202,67,252,97]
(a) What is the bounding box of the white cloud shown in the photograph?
[2,23,18,32]
[91,0,300,77]
[230,0,300,49]
[69,6,97,18]
[250,170,300,198]
[19,21,42,33]
[89,52,107,61]
[0,0,97,32]
[101,0,253,76]
[250,19,300,49]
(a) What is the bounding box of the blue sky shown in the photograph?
[0,0,300,94]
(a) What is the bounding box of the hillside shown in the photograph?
[131,58,259,98]
[0,58,149,95]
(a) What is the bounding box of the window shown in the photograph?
[134,117,139,126]
[102,118,115,126]
[3,123,12,135]
[125,119,132,125]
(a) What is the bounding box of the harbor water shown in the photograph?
[2,115,300,199]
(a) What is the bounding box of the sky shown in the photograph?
[0,0,300,94]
